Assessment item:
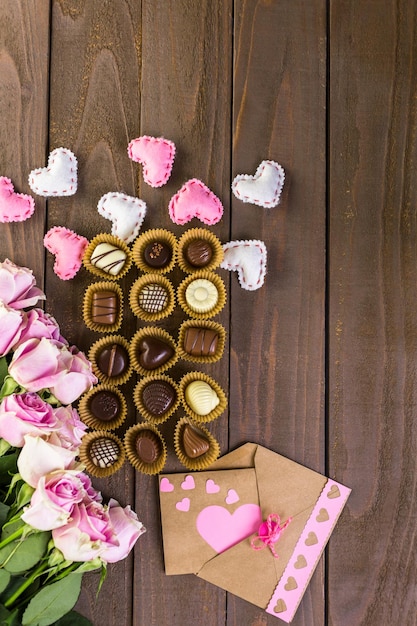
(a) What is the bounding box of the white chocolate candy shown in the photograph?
[185,380,220,415]
[91,242,126,276]
[90,438,120,468]
[185,278,218,313]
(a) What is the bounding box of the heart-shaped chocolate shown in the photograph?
[138,336,175,370]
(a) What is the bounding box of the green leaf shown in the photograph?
[0,571,10,594]
[53,610,92,626]
[0,532,50,574]
[0,605,21,626]
[0,357,8,388]
[22,573,83,626]
[0,503,10,529]
[0,455,18,486]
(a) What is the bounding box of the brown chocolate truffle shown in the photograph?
[142,380,176,416]
[89,390,120,422]
[135,430,162,464]
[138,283,168,313]
[184,239,213,267]
[182,423,210,458]
[144,241,172,268]
[97,343,128,377]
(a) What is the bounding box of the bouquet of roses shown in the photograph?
[0,259,145,626]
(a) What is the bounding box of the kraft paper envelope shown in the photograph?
[159,443,351,623]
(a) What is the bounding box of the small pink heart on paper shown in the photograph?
[160,477,174,493]
[197,504,262,553]
[29,147,77,197]
[43,226,88,280]
[181,475,196,491]
[232,160,285,208]
[206,479,220,494]
[128,135,176,188]
[176,497,190,512]
[97,192,146,244]
[168,178,223,226]
[0,177,35,223]
[225,489,239,505]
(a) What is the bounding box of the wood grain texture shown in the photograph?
[328,1,417,624]
[229,1,326,624]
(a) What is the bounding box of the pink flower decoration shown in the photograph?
[0,392,57,447]
[0,259,45,310]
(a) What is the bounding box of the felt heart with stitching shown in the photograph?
[220,240,267,291]
[97,192,147,244]
[232,160,285,207]
[0,177,35,223]
[128,135,176,188]
[28,147,77,197]
[168,178,223,226]
[44,226,89,280]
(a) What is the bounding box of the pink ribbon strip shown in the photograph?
[251,513,292,558]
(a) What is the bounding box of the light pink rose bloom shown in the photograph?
[100,499,145,563]
[78,472,103,503]
[18,435,81,487]
[49,406,87,451]
[0,392,57,447]
[15,308,67,348]
[0,259,45,310]
[8,337,97,405]
[0,302,24,356]
[52,501,118,562]
[21,469,87,530]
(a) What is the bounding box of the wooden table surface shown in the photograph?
[1,1,416,624]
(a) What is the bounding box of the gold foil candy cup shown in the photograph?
[179,371,227,423]
[78,384,127,431]
[177,270,226,319]
[174,417,220,470]
[89,335,132,386]
[83,233,132,280]
[132,228,177,274]
[124,423,167,475]
[130,327,178,376]
[177,228,223,273]
[80,431,125,478]
[83,281,123,333]
[178,319,226,364]
[129,273,175,322]
[133,374,180,425]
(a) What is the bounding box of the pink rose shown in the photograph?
[78,472,102,503]
[21,470,88,530]
[0,302,24,356]
[49,406,87,451]
[100,499,145,563]
[0,259,45,310]
[0,392,57,447]
[18,435,81,487]
[8,337,97,404]
[15,308,67,348]
[52,501,118,562]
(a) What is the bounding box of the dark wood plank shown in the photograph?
[328,1,417,624]
[0,1,50,281]
[230,1,327,624]
[47,1,143,623]
[134,2,232,625]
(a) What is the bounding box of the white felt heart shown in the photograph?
[28,147,77,197]
[97,192,147,244]
[232,160,285,208]
[220,240,267,291]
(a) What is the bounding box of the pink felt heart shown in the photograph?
[160,477,174,493]
[220,240,267,291]
[28,147,77,197]
[128,135,176,188]
[181,475,196,491]
[176,497,190,512]
[168,179,223,226]
[196,504,262,553]
[43,227,89,280]
[225,489,240,505]
[0,177,35,223]
[232,160,285,207]
[206,479,221,494]
[97,192,147,244]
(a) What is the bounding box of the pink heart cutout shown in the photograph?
[196,504,262,553]
[225,489,240,505]
[181,475,196,491]
[206,479,221,494]
[160,477,174,493]
[43,226,89,280]
[168,178,223,226]
[0,177,35,223]
[128,135,176,188]
[176,498,190,512]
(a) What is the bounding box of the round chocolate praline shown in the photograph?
[89,390,120,422]
[143,241,172,268]
[185,239,213,267]
[135,430,162,464]
[97,343,128,377]
[142,380,176,416]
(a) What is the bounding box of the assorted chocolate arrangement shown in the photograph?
[79,226,227,476]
